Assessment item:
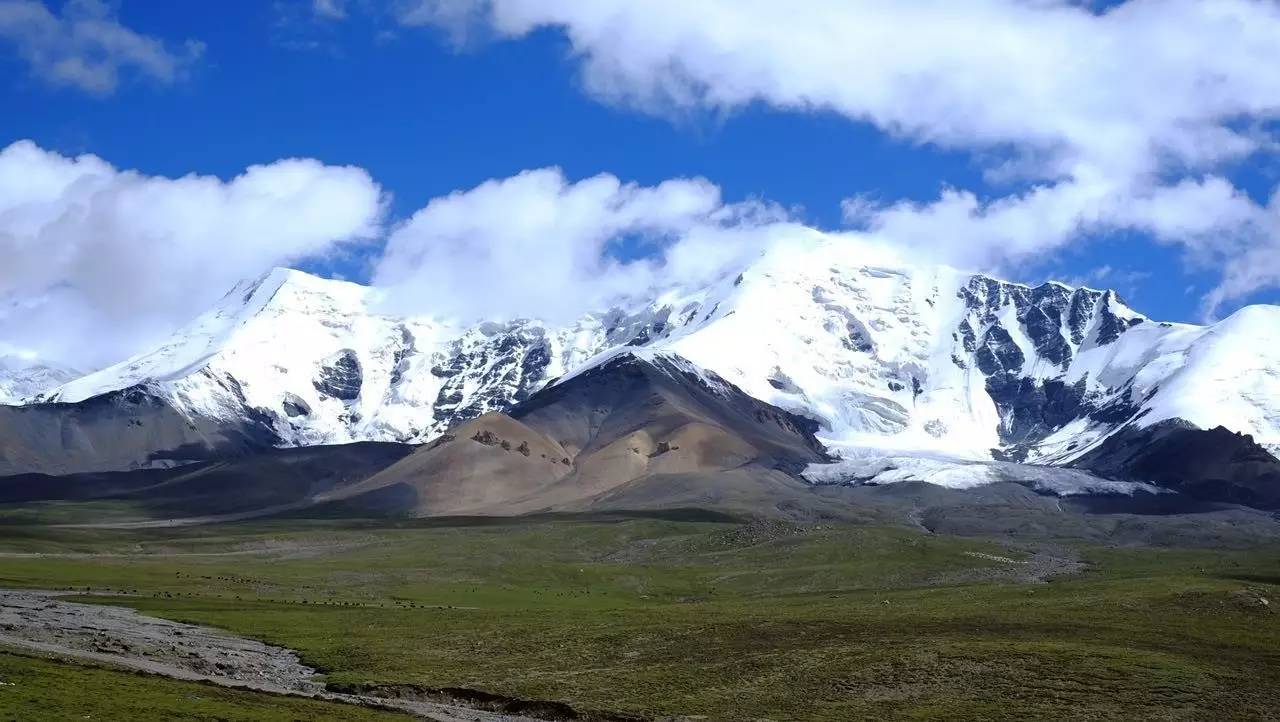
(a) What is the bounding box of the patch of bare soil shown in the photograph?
[930,546,1085,585]
[704,518,811,548]
[597,519,814,566]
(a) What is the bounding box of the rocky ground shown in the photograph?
[0,589,543,721]
[949,547,1086,583]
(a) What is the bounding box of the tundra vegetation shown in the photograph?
[0,511,1276,720]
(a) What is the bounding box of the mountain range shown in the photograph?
[2,234,1279,521]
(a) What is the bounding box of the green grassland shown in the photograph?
[0,514,1277,720]
[0,651,410,721]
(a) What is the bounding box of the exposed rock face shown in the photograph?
[471,429,501,446]
[947,276,1160,458]
[649,441,677,457]
[975,326,1025,376]
[430,323,552,427]
[986,376,1087,454]
[959,277,1129,372]
[281,393,311,418]
[313,349,362,401]
[1075,422,1280,510]
[1095,293,1145,344]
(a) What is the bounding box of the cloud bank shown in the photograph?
[0,0,203,95]
[0,140,385,367]
[373,167,789,322]
[7,1,1280,371]
[398,0,1280,315]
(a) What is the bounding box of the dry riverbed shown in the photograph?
[0,589,543,722]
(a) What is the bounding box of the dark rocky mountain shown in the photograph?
[0,441,412,520]
[1075,421,1280,510]
[0,385,279,477]
[511,351,830,475]
[311,350,833,518]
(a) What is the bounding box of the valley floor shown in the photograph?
[0,513,1276,720]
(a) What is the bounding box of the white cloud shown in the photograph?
[399,0,1280,173]
[847,173,1280,318]
[0,140,385,368]
[399,0,1280,315]
[373,167,788,322]
[1199,190,1280,316]
[852,175,1257,261]
[0,0,203,95]
[10,0,1279,373]
[312,0,347,20]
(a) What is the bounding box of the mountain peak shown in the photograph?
[0,356,79,404]
[23,244,1280,476]
[227,267,367,312]
[45,267,373,406]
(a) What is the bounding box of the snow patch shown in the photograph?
[804,443,1165,497]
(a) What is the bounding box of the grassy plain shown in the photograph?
[0,513,1276,720]
[0,650,410,721]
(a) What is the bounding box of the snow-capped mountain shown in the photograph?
[558,234,1280,464]
[43,267,663,447]
[35,233,1280,471]
[0,356,78,405]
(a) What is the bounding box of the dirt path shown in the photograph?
[0,589,541,721]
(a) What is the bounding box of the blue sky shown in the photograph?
[3,0,1279,366]
[6,4,982,220]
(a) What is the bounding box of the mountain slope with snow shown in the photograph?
[0,357,78,405]
[43,267,649,449]
[558,234,1182,463]
[24,233,1280,484]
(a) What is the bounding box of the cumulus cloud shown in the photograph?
[849,174,1280,317]
[0,140,385,368]
[0,0,203,95]
[849,175,1256,259]
[398,0,1280,316]
[373,167,789,322]
[399,0,1279,175]
[1199,191,1280,315]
